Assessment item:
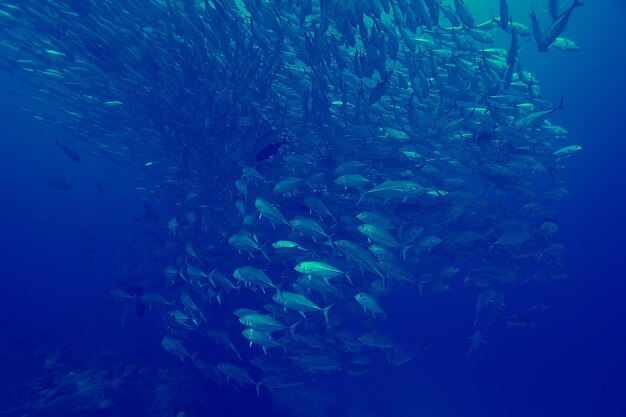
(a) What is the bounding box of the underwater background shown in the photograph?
[1,1,625,416]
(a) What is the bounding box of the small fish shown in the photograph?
[255,138,286,162]
[161,337,194,361]
[50,179,72,190]
[355,292,386,318]
[53,138,81,163]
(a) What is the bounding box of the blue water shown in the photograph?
[1,1,625,416]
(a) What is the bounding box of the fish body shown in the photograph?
[255,198,290,228]
[228,234,269,259]
[294,261,344,282]
[537,1,584,51]
[233,267,276,292]
[242,328,282,353]
[53,138,81,162]
[366,180,425,201]
[239,313,292,333]
[217,362,261,395]
[161,337,194,361]
[272,291,333,324]
[355,292,385,318]
[553,145,582,156]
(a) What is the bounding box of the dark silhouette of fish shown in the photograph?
[49,179,72,190]
[53,138,81,163]
[255,137,286,162]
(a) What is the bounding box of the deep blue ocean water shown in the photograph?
[1,1,625,416]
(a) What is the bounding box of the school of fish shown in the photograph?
[0,0,583,395]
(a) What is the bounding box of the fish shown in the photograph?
[551,37,581,52]
[467,330,487,355]
[272,291,333,324]
[535,0,584,52]
[553,145,583,157]
[242,328,282,354]
[255,198,290,228]
[358,224,411,260]
[161,337,194,361]
[233,267,276,292]
[239,313,297,334]
[217,362,261,396]
[255,138,286,162]
[358,331,399,350]
[454,0,476,28]
[514,97,565,129]
[355,292,386,318]
[49,179,72,190]
[53,138,81,163]
[0,0,580,397]
[228,234,270,260]
[294,261,345,284]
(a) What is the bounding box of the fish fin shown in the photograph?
[207,269,217,288]
[322,304,334,325]
[401,245,414,261]
[289,321,301,339]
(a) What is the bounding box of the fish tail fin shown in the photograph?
[558,96,565,110]
[401,245,414,261]
[255,382,262,397]
[207,269,217,287]
[322,304,334,325]
[289,321,301,339]
[356,191,366,205]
